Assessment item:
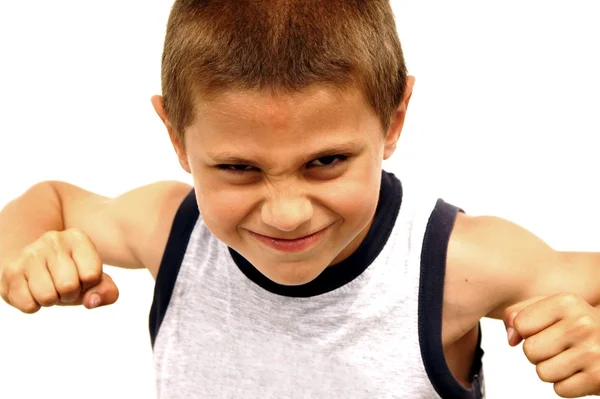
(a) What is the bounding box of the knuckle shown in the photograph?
[20,247,47,274]
[536,362,553,383]
[576,372,600,393]
[22,246,40,262]
[557,292,580,308]
[65,228,88,242]
[1,266,24,295]
[55,280,80,295]
[553,383,568,398]
[22,305,40,314]
[20,300,41,314]
[0,261,17,281]
[0,286,8,303]
[579,314,596,328]
[36,293,59,307]
[522,339,538,363]
[589,342,600,358]
[4,276,39,313]
[41,230,63,247]
[78,266,101,284]
[571,315,597,337]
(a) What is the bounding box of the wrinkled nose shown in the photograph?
[261,195,313,232]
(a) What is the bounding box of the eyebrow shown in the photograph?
[207,140,363,165]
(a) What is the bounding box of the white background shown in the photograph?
[1,1,599,398]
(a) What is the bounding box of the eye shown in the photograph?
[307,155,349,168]
[217,164,258,174]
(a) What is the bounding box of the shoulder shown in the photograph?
[116,180,195,278]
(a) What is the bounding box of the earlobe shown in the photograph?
[178,156,192,174]
[172,134,191,174]
[172,136,192,174]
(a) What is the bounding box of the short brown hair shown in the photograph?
[161,0,408,145]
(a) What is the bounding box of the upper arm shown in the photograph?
[51,180,193,278]
[446,211,600,333]
[443,212,562,340]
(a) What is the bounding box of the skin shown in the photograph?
[3,76,600,396]
[166,83,403,286]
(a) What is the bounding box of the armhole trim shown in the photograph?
[418,198,486,398]
[149,188,199,348]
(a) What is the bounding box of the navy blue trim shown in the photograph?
[418,199,485,399]
[229,170,402,297]
[149,188,199,348]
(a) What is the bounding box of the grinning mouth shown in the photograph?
[251,227,327,241]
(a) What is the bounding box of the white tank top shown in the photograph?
[149,171,485,398]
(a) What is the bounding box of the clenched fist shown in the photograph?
[0,228,119,313]
[504,293,600,398]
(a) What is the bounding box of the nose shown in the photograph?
[261,192,313,232]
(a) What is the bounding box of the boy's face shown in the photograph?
[153,79,414,286]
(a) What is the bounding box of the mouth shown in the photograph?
[248,225,331,253]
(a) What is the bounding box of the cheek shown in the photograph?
[325,149,384,219]
[195,182,255,239]
[321,173,381,225]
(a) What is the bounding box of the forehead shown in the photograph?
[189,84,379,136]
[183,85,384,166]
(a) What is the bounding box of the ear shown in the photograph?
[383,75,415,160]
[151,95,191,173]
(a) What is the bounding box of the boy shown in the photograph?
[1,0,600,398]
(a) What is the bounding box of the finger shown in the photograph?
[509,333,524,347]
[534,346,582,384]
[47,248,81,303]
[506,311,524,346]
[504,296,546,342]
[513,295,567,339]
[553,371,600,398]
[0,265,12,303]
[24,261,59,307]
[7,275,41,314]
[67,230,103,291]
[504,296,546,326]
[82,272,119,309]
[522,319,571,364]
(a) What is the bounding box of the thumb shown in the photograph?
[82,272,119,309]
[504,311,523,347]
[503,296,546,346]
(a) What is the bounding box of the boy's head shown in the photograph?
[152,0,415,286]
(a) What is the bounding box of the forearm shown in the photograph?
[0,182,64,269]
[550,251,600,308]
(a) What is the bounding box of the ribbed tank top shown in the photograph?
[148,171,485,398]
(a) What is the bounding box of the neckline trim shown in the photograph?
[229,171,403,298]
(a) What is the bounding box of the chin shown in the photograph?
[273,275,317,286]
[260,263,326,286]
